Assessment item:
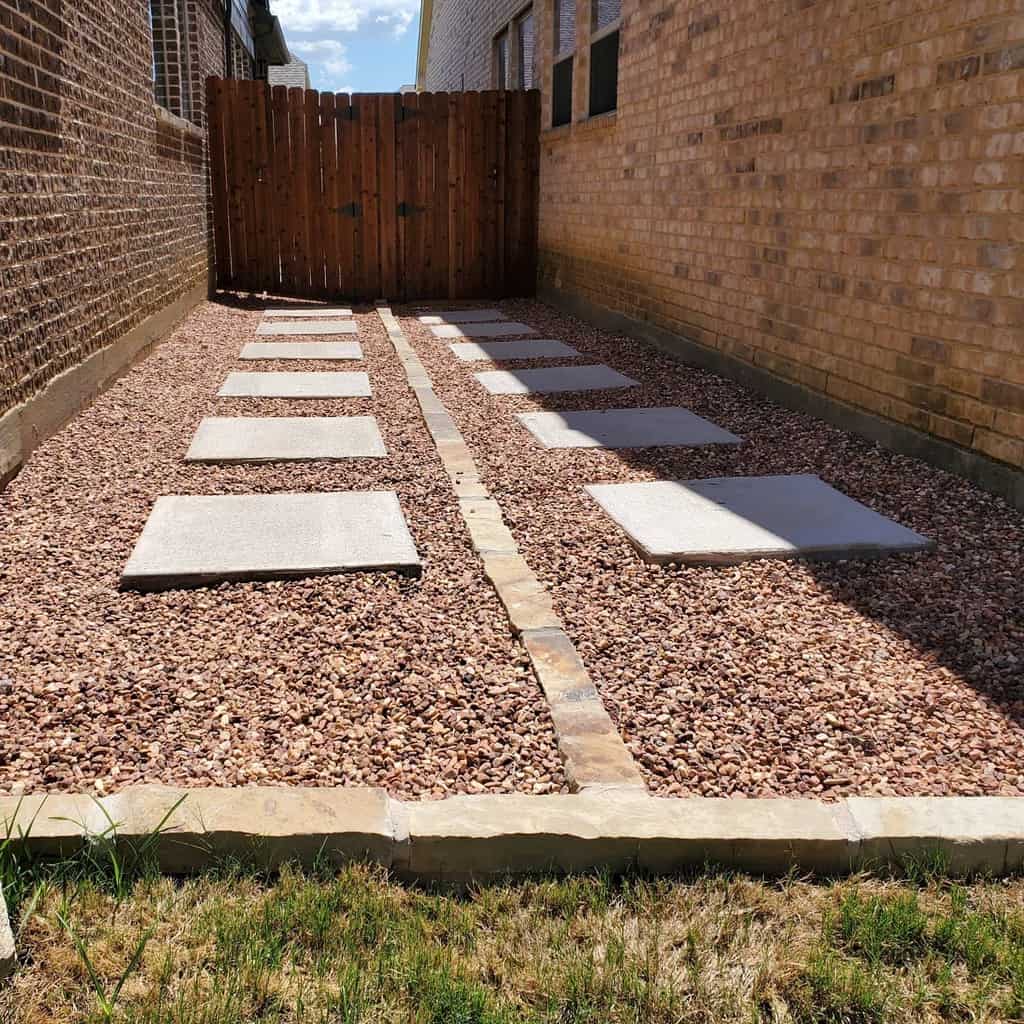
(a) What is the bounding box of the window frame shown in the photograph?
[587,0,620,117]
[493,27,510,89]
[515,6,535,91]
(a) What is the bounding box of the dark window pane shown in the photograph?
[593,0,620,31]
[589,29,618,116]
[555,0,576,57]
[552,55,573,126]
[495,30,509,88]
[517,10,535,89]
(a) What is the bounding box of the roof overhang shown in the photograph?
[250,2,291,65]
[415,0,433,89]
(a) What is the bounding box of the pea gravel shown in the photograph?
[397,299,1024,799]
[0,300,565,799]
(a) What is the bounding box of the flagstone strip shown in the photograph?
[418,309,506,324]
[240,341,363,360]
[5,786,1024,879]
[185,417,386,462]
[218,371,371,398]
[517,407,743,449]
[121,492,421,591]
[256,320,358,336]
[449,340,580,362]
[475,365,639,395]
[377,306,644,794]
[431,322,535,339]
[264,307,354,317]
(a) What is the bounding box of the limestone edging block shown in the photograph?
[0,793,106,857]
[0,885,13,981]
[481,554,562,633]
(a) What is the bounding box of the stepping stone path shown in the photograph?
[586,474,932,565]
[240,341,362,361]
[185,416,386,462]
[419,309,505,324]
[256,320,358,336]
[474,365,638,395]
[218,371,371,398]
[264,307,353,317]
[450,340,580,362]
[121,492,421,591]
[517,407,742,449]
[431,322,534,339]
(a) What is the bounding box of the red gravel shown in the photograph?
[0,300,565,798]
[398,299,1024,799]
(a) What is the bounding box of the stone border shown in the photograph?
[2,786,1024,881]
[1,282,208,489]
[539,284,1024,513]
[377,306,645,793]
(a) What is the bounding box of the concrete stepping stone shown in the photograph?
[256,320,357,336]
[264,307,353,317]
[450,340,580,362]
[121,492,421,591]
[240,341,362,361]
[431,322,534,339]
[586,474,933,565]
[474,365,638,395]
[218,371,371,399]
[418,309,505,324]
[517,407,742,449]
[185,417,386,462]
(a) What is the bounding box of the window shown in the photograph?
[494,29,510,89]
[552,0,575,125]
[150,0,193,120]
[588,0,619,115]
[516,9,535,90]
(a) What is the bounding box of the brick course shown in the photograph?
[0,0,229,417]
[422,0,1024,473]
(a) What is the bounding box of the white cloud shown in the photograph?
[289,38,353,77]
[273,0,418,35]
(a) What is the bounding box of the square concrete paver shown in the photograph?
[218,372,371,399]
[240,341,362,360]
[450,340,580,362]
[264,307,353,317]
[185,417,386,462]
[517,407,742,448]
[431,322,534,339]
[418,309,505,324]
[256,320,358,336]
[121,492,420,590]
[585,474,933,565]
[474,365,639,395]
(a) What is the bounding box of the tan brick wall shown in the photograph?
[0,0,229,417]
[424,0,1024,471]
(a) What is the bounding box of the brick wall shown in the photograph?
[423,0,1024,475]
[0,0,229,418]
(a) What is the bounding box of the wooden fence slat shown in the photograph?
[378,93,399,301]
[250,81,274,292]
[304,89,323,297]
[269,85,290,294]
[319,91,338,297]
[206,78,232,289]
[399,91,419,301]
[358,95,381,300]
[431,92,450,299]
[286,88,308,295]
[416,93,432,300]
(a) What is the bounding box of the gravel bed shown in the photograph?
[0,300,565,798]
[398,299,1024,798]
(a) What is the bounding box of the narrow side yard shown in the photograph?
[399,299,1024,799]
[0,300,565,797]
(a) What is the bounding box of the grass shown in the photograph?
[4,829,1024,1022]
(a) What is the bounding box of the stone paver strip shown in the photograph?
[378,306,643,793]
[5,786,1024,879]
[218,371,371,399]
[264,307,353,317]
[0,886,13,981]
[240,341,363,361]
[475,365,639,395]
[431,322,535,339]
[184,416,386,462]
[256,320,358,336]
[121,491,421,591]
[449,340,580,362]
[418,309,506,324]
[517,407,742,449]
[586,474,933,565]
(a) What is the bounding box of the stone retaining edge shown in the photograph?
[2,787,1024,880]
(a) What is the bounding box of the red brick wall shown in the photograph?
[0,0,228,417]
[424,0,1024,473]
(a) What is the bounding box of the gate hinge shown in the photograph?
[333,202,361,217]
[335,105,357,121]
[398,104,420,121]
[396,201,425,217]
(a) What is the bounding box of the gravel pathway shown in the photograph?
[398,299,1024,799]
[0,301,565,798]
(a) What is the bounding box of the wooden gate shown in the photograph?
[206,79,540,302]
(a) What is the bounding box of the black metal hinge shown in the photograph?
[333,202,361,217]
[396,201,426,217]
[335,105,357,121]
[398,105,420,122]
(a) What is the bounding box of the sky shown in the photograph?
[272,0,421,94]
